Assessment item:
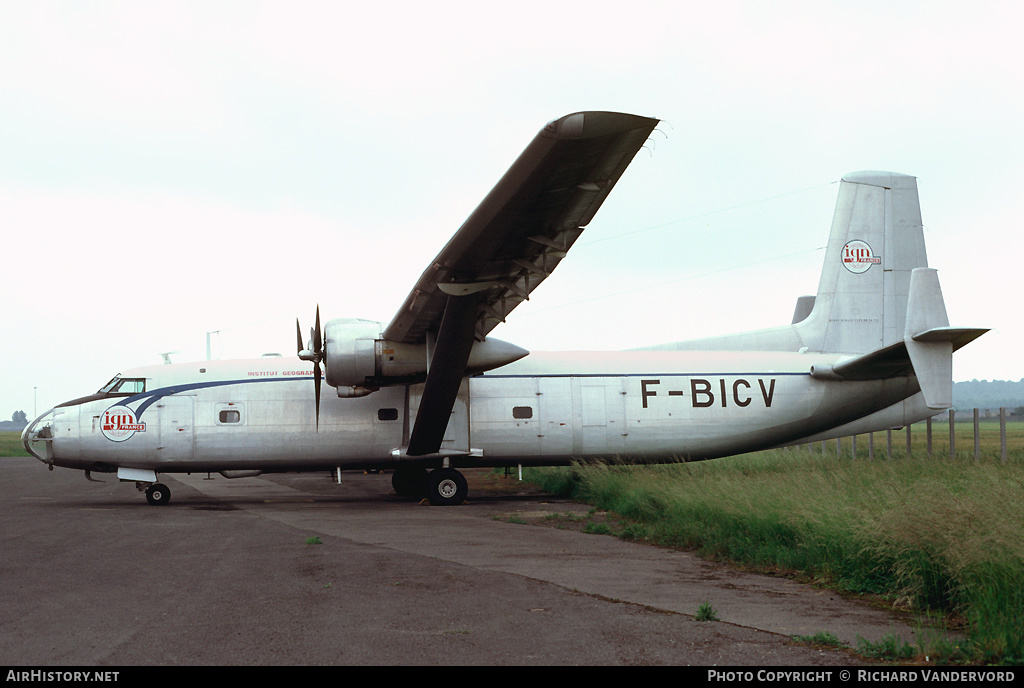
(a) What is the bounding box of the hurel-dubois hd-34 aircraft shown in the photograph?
[24,111,987,506]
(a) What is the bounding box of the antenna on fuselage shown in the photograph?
[206,330,222,361]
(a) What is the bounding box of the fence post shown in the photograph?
[906,424,912,457]
[949,409,955,458]
[886,429,892,460]
[927,416,933,457]
[851,434,857,460]
[1000,407,1007,464]
[869,432,874,461]
[974,408,980,461]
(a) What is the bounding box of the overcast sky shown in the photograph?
[2,0,1022,418]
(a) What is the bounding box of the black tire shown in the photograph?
[391,467,428,497]
[145,483,171,506]
[426,468,468,506]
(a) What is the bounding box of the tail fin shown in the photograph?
[797,171,928,354]
[641,170,986,381]
[802,172,987,407]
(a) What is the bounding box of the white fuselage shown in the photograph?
[28,350,932,475]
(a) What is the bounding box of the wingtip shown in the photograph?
[544,111,660,140]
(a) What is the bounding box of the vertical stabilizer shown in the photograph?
[639,170,986,364]
[797,172,927,354]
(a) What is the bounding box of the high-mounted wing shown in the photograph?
[384,111,660,345]
[389,111,659,456]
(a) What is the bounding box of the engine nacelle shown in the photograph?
[322,317,529,397]
[324,319,381,396]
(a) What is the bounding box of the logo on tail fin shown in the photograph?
[842,240,881,274]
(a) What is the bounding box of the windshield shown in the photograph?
[97,376,146,395]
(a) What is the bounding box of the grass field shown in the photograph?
[523,431,1024,664]
[1,431,26,457]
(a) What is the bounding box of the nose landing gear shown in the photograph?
[141,482,171,506]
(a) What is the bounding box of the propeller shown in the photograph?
[297,306,324,431]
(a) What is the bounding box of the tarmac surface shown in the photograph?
[2,457,923,666]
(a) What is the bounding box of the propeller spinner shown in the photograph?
[296,306,324,431]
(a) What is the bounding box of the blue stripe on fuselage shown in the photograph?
[113,376,316,418]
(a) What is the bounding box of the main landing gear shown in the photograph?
[391,466,468,506]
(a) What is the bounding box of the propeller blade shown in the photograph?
[314,305,322,355]
[314,361,322,432]
[297,308,325,432]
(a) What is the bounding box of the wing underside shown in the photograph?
[384,111,660,345]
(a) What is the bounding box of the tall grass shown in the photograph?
[525,447,1024,663]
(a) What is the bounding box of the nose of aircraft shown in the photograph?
[21,407,59,465]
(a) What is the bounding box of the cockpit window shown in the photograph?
[114,379,146,394]
[98,376,120,394]
[97,376,146,395]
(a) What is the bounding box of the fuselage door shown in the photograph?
[536,377,573,456]
[408,381,470,454]
[441,392,470,453]
[156,395,195,462]
[577,379,626,456]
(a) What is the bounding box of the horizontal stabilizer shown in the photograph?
[911,326,988,351]
[811,341,913,381]
[810,268,987,410]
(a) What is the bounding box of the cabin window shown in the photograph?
[215,403,244,425]
[512,406,533,420]
[377,408,399,421]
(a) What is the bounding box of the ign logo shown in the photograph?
[101,406,146,442]
[842,240,881,274]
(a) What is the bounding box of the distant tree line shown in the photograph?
[0,411,28,431]
[952,379,1024,413]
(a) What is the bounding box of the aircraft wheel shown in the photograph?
[426,468,468,506]
[391,467,428,497]
[145,483,171,506]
